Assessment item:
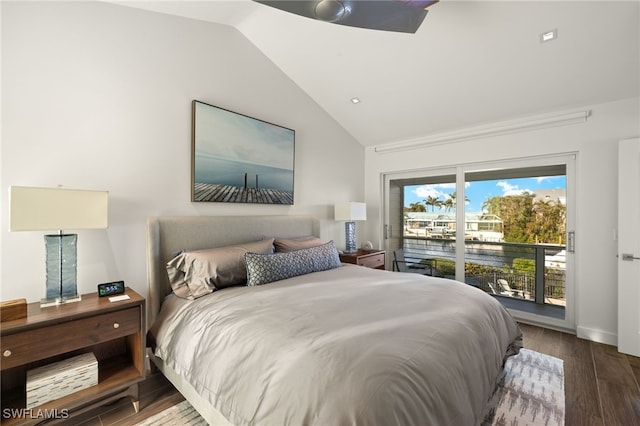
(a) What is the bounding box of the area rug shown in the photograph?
[481,348,565,426]
[134,400,208,426]
[136,349,564,426]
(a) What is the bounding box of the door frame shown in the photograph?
[382,153,577,331]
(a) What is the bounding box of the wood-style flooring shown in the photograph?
[69,323,640,426]
[519,323,640,426]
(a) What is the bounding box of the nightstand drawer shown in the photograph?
[358,253,385,269]
[340,250,386,270]
[1,307,140,370]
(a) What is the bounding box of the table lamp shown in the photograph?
[9,186,108,307]
[334,202,367,253]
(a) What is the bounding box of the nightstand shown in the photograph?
[339,249,386,270]
[0,287,145,425]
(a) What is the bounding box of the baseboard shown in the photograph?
[576,326,618,347]
[507,309,575,334]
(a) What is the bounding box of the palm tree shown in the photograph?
[447,191,470,211]
[443,198,454,212]
[407,202,426,212]
[424,196,440,212]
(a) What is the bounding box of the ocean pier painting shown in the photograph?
[193,182,293,204]
[191,100,295,204]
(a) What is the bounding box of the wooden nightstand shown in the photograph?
[0,287,145,425]
[339,249,386,270]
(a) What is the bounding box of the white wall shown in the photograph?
[0,1,364,302]
[364,97,640,345]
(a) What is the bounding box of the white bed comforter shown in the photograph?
[150,264,522,426]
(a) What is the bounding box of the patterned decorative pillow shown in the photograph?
[245,240,341,286]
[167,238,275,299]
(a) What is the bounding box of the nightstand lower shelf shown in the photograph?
[2,357,141,424]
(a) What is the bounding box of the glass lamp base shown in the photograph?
[40,294,82,308]
[344,221,357,253]
[44,233,79,304]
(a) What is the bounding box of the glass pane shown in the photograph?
[402,179,457,279]
[544,247,566,306]
[463,171,566,308]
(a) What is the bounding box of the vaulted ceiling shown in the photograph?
[110,1,640,147]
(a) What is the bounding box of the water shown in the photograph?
[406,238,565,270]
[195,155,293,192]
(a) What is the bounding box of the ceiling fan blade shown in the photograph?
[253,0,437,33]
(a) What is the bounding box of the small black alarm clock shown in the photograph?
[97,281,125,297]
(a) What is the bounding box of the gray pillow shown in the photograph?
[245,240,341,286]
[274,236,324,252]
[167,238,275,299]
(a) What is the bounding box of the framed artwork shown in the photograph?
[191,100,295,204]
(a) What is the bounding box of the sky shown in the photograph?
[194,101,294,170]
[405,176,566,213]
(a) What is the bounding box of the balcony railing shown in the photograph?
[401,236,566,307]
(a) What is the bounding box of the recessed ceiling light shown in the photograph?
[540,29,557,43]
[351,97,361,104]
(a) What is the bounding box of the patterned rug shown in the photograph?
[135,400,207,426]
[136,349,564,426]
[482,348,565,426]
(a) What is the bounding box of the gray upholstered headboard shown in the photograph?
[146,215,320,327]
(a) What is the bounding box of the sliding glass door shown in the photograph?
[463,164,568,313]
[383,154,575,329]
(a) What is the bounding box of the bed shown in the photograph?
[146,215,522,426]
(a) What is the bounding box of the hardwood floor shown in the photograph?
[519,323,640,426]
[67,323,640,425]
[71,373,186,426]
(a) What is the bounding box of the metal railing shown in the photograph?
[401,236,566,307]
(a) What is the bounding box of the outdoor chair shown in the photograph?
[393,249,434,276]
[487,283,503,295]
[497,279,525,298]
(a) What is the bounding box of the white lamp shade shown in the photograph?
[10,186,109,231]
[334,202,367,221]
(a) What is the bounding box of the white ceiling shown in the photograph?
[110,0,640,147]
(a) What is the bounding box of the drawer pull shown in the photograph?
[3,349,11,357]
[113,323,120,329]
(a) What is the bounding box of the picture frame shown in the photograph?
[191,100,295,204]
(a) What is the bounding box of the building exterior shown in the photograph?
[404,212,504,242]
